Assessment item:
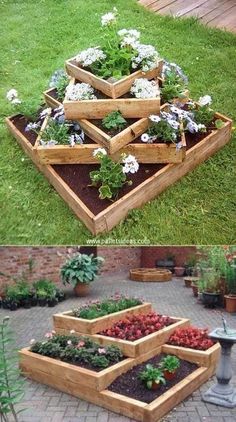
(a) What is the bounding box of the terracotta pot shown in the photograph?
[224,295,236,313]
[184,278,192,288]
[163,370,176,381]
[191,283,198,297]
[73,282,90,297]
[151,381,161,390]
[174,267,185,277]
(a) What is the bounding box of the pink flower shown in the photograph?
[98,348,106,354]
[45,332,53,339]
[77,341,85,348]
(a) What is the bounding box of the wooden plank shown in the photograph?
[53,303,152,335]
[201,1,236,23]
[66,58,163,99]
[162,343,221,368]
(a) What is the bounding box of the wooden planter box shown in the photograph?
[53,302,152,335]
[56,318,190,358]
[65,57,163,99]
[35,102,186,164]
[6,109,232,235]
[130,268,172,282]
[19,347,135,392]
[63,78,161,120]
[19,342,217,422]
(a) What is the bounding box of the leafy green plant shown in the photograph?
[41,119,69,145]
[102,111,127,131]
[159,355,180,373]
[193,106,214,127]
[73,295,142,319]
[60,253,104,287]
[0,317,25,422]
[225,261,236,295]
[31,341,61,358]
[90,355,109,368]
[36,289,47,300]
[161,72,187,103]
[148,119,180,143]
[138,364,166,389]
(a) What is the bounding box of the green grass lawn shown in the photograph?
[0,0,235,245]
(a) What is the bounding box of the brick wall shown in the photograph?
[0,246,197,292]
[140,246,197,267]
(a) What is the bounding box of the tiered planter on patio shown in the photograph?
[130,268,172,282]
[5,108,232,234]
[65,57,163,98]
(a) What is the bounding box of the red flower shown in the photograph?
[167,326,214,350]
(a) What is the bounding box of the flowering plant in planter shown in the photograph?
[90,148,139,200]
[49,69,70,101]
[141,111,182,146]
[100,312,174,341]
[130,78,160,99]
[65,82,97,101]
[30,332,123,370]
[72,293,143,319]
[138,364,166,390]
[167,326,214,350]
[161,61,188,103]
[74,8,160,80]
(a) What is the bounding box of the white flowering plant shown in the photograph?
[6,88,39,120]
[130,78,160,99]
[66,82,97,101]
[75,8,160,80]
[49,69,70,101]
[90,149,139,200]
[141,112,182,144]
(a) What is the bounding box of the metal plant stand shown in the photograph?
[202,317,236,408]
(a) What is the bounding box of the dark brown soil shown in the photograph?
[89,118,138,137]
[12,115,38,146]
[108,353,198,403]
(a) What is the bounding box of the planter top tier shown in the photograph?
[63,78,161,120]
[65,56,163,99]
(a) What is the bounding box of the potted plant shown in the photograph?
[174,266,185,277]
[156,253,175,273]
[47,291,58,308]
[4,286,19,311]
[37,289,48,307]
[60,253,104,296]
[184,255,197,276]
[138,364,166,390]
[224,259,236,313]
[201,269,221,308]
[159,355,180,380]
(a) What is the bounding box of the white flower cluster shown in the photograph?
[6,89,21,105]
[122,154,139,174]
[162,61,188,84]
[198,95,212,106]
[101,7,118,26]
[130,78,160,99]
[25,122,40,132]
[66,83,97,101]
[76,47,106,67]
[93,148,107,157]
[118,29,140,49]
[132,44,160,72]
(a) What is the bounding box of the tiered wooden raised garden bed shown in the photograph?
[53,302,152,335]
[19,341,219,422]
[6,108,232,235]
[65,57,163,98]
[130,268,172,282]
[55,317,190,358]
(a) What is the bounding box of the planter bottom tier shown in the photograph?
[130,268,172,282]
[19,343,218,422]
[6,112,232,235]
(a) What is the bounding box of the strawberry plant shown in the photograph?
[167,327,214,350]
[100,312,174,341]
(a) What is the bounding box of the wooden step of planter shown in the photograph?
[63,78,161,120]
[162,343,221,368]
[56,318,190,358]
[53,302,152,335]
[19,343,216,422]
[43,91,186,163]
[5,109,232,235]
[130,268,172,282]
[65,57,163,99]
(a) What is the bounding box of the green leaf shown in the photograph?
[215,119,224,129]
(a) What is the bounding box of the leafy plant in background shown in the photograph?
[60,253,104,287]
[102,111,127,131]
[225,261,236,295]
[0,317,25,422]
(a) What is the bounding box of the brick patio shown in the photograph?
[2,274,236,422]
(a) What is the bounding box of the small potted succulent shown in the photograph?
[138,364,166,390]
[159,355,180,380]
[61,253,104,296]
